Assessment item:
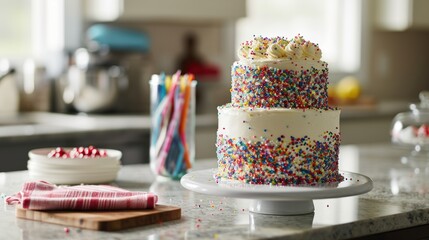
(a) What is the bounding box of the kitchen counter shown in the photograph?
[0,112,217,140]
[0,100,409,140]
[1,143,428,239]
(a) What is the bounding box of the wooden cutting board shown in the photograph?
[16,204,181,231]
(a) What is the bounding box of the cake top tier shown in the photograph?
[230,35,330,109]
[238,35,322,61]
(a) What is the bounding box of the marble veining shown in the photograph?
[1,144,428,239]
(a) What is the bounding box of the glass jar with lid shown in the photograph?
[391,91,429,152]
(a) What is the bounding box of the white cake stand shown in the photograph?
[181,169,373,215]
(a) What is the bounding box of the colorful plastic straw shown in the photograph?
[151,71,195,178]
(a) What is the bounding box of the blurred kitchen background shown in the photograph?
[1,0,429,172]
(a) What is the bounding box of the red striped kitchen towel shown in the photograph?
[5,181,158,210]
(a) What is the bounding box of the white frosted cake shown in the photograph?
[215,35,342,185]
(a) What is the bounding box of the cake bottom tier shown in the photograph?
[215,107,343,185]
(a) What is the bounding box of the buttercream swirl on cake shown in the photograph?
[267,43,288,59]
[239,35,322,61]
[238,35,325,70]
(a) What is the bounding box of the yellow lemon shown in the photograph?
[328,85,336,98]
[335,76,361,101]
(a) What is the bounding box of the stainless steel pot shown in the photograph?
[64,48,128,113]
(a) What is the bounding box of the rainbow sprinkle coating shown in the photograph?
[231,63,329,109]
[215,132,343,185]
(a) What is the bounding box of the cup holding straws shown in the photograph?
[149,72,197,180]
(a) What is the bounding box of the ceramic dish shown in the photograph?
[26,158,120,169]
[27,160,120,173]
[28,148,122,165]
[27,147,122,184]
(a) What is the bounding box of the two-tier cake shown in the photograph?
[215,35,343,185]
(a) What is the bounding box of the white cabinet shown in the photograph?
[341,117,392,145]
[85,0,246,22]
[375,0,429,30]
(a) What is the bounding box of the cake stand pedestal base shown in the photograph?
[249,199,314,215]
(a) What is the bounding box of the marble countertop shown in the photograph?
[1,143,428,239]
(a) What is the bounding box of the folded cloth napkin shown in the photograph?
[5,181,158,210]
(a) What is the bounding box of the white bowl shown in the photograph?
[27,160,121,173]
[27,158,120,169]
[27,147,122,184]
[28,148,122,166]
